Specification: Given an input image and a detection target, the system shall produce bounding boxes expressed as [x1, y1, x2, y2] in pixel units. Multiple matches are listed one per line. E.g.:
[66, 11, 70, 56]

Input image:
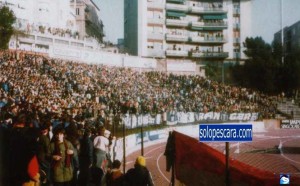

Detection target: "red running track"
[125, 129, 300, 186]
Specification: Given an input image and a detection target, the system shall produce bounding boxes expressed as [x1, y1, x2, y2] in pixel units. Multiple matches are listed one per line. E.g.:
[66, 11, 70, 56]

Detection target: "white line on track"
[280, 138, 300, 164]
[157, 152, 170, 183]
[145, 144, 165, 156]
[126, 144, 165, 165]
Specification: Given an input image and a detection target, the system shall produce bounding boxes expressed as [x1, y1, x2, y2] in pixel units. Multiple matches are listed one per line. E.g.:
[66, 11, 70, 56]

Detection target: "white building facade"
[0, 0, 104, 53]
[124, 0, 252, 73]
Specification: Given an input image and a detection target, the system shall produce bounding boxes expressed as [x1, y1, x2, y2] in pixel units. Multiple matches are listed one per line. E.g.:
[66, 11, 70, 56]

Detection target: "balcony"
[148, 32, 164, 41]
[233, 52, 241, 59]
[190, 22, 228, 31]
[191, 52, 228, 59]
[166, 3, 188, 12]
[148, 18, 164, 25]
[166, 34, 189, 42]
[233, 23, 240, 30]
[190, 37, 226, 44]
[148, 2, 164, 10]
[166, 19, 189, 27]
[147, 49, 165, 57]
[19, 35, 36, 43]
[166, 50, 188, 57]
[233, 38, 240, 44]
[233, 8, 240, 16]
[189, 6, 227, 14]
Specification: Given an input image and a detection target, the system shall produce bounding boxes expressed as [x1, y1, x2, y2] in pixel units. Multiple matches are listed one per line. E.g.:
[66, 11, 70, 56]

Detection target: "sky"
[98, 0, 300, 44]
[252, 0, 300, 44]
[97, 0, 124, 44]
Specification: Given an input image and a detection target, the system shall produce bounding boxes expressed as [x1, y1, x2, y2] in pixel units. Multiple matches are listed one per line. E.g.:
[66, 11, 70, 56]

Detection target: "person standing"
[124, 156, 154, 186]
[92, 126, 110, 186]
[37, 122, 51, 185]
[106, 159, 124, 186]
[78, 128, 93, 186]
[48, 127, 74, 186]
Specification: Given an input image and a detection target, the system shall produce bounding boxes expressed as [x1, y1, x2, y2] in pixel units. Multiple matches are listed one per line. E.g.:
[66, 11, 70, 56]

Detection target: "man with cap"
[124, 156, 154, 186]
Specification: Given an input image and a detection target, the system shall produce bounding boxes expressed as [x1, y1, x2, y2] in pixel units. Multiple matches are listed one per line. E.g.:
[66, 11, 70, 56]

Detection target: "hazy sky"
[99, 0, 300, 44]
[252, 0, 300, 44]
[98, 0, 124, 44]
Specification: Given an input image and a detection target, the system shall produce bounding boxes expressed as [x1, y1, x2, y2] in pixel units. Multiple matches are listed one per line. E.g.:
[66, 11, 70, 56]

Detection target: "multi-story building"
[124, 0, 252, 73]
[71, 0, 105, 42]
[274, 20, 300, 60]
[1, 0, 104, 52]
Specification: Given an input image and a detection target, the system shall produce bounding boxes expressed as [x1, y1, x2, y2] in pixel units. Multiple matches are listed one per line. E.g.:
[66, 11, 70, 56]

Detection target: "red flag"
[174, 131, 300, 186]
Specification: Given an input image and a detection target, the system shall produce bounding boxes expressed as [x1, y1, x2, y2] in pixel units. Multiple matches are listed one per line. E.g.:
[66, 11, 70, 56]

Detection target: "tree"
[231, 37, 280, 94]
[0, 6, 16, 49]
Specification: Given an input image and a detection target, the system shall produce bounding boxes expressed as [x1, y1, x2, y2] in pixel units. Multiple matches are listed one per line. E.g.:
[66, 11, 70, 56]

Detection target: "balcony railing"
[166, 34, 189, 42]
[189, 6, 227, 14]
[148, 18, 164, 25]
[148, 32, 164, 41]
[233, 23, 240, 30]
[166, 0, 185, 4]
[233, 38, 240, 43]
[190, 22, 228, 30]
[191, 52, 228, 58]
[166, 19, 189, 27]
[233, 52, 241, 59]
[19, 35, 36, 43]
[233, 8, 240, 15]
[190, 37, 226, 44]
[166, 3, 188, 12]
[148, 2, 164, 9]
[166, 50, 188, 57]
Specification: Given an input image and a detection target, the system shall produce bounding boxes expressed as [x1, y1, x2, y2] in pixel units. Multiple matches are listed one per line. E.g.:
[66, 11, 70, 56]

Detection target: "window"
[76, 8, 80, 15]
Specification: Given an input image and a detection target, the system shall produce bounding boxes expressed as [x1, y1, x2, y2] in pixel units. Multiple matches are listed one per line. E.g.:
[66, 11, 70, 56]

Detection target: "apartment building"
[124, 0, 252, 71]
[1, 0, 104, 52]
[274, 20, 300, 60]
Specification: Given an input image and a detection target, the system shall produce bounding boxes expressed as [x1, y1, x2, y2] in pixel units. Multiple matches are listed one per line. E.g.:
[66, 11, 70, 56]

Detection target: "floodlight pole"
[225, 142, 230, 186]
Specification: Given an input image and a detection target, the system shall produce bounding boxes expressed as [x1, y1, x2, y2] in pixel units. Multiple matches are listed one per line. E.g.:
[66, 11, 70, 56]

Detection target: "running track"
[125, 129, 300, 186]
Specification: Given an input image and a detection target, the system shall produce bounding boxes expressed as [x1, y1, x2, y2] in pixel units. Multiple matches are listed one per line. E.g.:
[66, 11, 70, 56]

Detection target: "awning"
[203, 14, 227, 20]
[166, 11, 186, 18]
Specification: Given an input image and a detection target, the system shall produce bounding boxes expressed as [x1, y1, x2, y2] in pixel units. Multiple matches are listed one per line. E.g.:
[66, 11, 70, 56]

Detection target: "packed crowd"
[0, 50, 279, 185]
[0, 50, 278, 124]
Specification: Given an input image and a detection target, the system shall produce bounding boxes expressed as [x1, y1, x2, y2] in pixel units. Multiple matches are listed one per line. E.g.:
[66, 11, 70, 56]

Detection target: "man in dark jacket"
[78, 128, 93, 186]
[124, 156, 154, 186]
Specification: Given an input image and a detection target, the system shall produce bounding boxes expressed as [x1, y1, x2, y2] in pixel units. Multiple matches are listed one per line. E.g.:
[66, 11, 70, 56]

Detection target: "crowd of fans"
[27, 24, 80, 39]
[0, 50, 279, 185]
[0, 50, 278, 124]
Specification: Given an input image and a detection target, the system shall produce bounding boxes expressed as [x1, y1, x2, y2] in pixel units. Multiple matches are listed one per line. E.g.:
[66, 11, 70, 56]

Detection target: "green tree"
[0, 6, 16, 49]
[205, 62, 221, 82]
[231, 37, 280, 94]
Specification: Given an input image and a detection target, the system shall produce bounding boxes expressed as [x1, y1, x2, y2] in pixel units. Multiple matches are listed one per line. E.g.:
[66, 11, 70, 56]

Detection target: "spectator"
[92, 126, 110, 186]
[78, 128, 93, 186]
[106, 159, 124, 186]
[37, 122, 51, 185]
[48, 127, 75, 186]
[124, 156, 154, 186]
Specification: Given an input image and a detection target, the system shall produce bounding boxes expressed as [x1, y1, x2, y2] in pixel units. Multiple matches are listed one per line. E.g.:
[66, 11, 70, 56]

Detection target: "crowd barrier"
[110, 120, 270, 166]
